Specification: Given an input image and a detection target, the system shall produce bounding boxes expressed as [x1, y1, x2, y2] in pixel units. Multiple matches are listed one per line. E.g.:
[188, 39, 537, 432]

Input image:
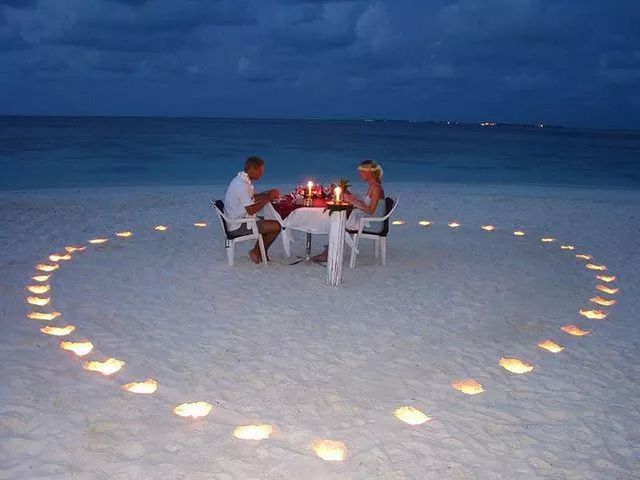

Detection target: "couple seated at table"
[223, 156, 385, 264]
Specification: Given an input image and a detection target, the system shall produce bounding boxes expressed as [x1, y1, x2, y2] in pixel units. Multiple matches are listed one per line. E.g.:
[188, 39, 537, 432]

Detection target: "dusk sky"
[1, 0, 639, 129]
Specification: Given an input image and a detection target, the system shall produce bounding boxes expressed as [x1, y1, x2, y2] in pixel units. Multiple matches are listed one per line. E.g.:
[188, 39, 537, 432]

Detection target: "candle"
[334, 186, 342, 204]
[307, 181, 313, 198]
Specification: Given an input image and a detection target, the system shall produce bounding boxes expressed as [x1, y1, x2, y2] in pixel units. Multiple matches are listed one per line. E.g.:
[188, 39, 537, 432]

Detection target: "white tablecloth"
[262, 204, 332, 257]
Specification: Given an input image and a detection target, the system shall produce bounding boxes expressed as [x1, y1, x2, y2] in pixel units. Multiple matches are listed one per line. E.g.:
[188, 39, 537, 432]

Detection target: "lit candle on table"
[334, 186, 342, 204]
[307, 181, 313, 198]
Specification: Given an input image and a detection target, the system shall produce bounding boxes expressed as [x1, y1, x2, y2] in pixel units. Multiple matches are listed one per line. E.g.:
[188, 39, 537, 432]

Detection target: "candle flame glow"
[65, 245, 86, 253]
[154, 225, 168, 231]
[194, 222, 207, 227]
[36, 264, 59, 272]
[83, 358, 125, 375]
[448, 222, 461, 228]
[115, 231, 133, 238]
[27, 296, 50, 306]
[233, 424, 274, 440]
[596, 285, 618, 295]
[27, 284, 50, 294]
[596, 275, 616, 283]
[88, 238, 108, 244]
[173, 402, 213, 418]
[575, 254, 592, 260]
[481, 225, 495, 231]
[28, 311, 61, 321]
[312, 439, 346, 461]
[451, 379, 484, 395]
[40, 325, 75, 336]
[499, 357, 534, 374]
[32, 275, 50, 282]
[590, 296, 616, 307]
[122, 378, 158, 394]
[561, 325, 591, 336]
[560, 245, 574, 250]
[392, 220, 406, 225]
[49, 253, 72, 262]
[513, 230, 525, 236]
[419, 220, 432, 226]
[541, 238, 555, 243]
[579, 309, 607, 320]
[538, 340, 564, 353]
[394, 406, 432, 425]
[60, 341, 94, 356]
[586, 263, 606, 271]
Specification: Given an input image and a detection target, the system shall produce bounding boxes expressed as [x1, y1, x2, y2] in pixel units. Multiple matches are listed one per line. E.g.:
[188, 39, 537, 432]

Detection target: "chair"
[211, 200, 267, 267]
[348, 197, 399, 268]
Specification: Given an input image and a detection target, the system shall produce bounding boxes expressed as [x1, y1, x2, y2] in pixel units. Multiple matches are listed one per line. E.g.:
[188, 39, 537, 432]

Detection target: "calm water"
[1, 116, 639, 191]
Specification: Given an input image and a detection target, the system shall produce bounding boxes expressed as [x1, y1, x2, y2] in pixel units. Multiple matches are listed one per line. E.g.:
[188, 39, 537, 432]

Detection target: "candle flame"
[419, 220, 432, 226]
[233, 424, 274, 440]
[83, 358, 125, 375]
[590, 296, 616, 307]
[312, 439, 346, 461]
[560, 245, 574, 250]
[596, 275, 615, 283]
[27, 284, 50, 294]
[452, 379, 484, 395]
[513, 230, 525, 236]
[40, 325, 75, 336]
[32, 275, 50, 282]
[392, 220, 406, 225]
[538, 340, 564, 353]
[88, 238, 108, 245]
[586, 263, 606, 271]
[596, 285, 618, 295]
[173, 402, 212, 418]
[60, 341, 94, 356]
[481, 225, 495, 231]
[194, 222, 208, 227]
[448, 222, 461, 228]
[36, 264, 59, 272]
[49, 253, 72, 262]
[499, 357, 534, 374]
[65, 245, 86, 253]
[122, 378, 158, 394]
[154, 225, 168, 231]
[27, 296, 50, 306]
[541, 237, 555, 243]
[575, 254, 592, 260]
[115, 231, 133, 238]
[394, 406, 432, 425]
[579, 309, 607, 320]
[561, 325, 591, 336]
[28, 311, 61, 321]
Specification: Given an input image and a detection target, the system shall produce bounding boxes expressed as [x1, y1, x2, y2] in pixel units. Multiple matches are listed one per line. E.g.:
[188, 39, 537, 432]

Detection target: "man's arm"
[245, 189, 280, 216]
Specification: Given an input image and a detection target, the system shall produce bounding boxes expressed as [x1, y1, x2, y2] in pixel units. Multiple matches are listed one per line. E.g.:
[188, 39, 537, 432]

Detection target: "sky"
[0, 0, 639, 129]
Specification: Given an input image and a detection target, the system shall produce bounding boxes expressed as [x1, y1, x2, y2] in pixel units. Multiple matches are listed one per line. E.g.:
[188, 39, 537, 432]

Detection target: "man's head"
[244, 156, 265, 181]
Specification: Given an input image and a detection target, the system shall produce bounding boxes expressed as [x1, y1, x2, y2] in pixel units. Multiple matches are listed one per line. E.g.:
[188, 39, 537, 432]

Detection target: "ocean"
[1, 116, 639, 191]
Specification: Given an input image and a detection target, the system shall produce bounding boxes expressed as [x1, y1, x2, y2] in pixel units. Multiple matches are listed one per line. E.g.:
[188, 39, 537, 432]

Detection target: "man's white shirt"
[224, 171, 255, 230]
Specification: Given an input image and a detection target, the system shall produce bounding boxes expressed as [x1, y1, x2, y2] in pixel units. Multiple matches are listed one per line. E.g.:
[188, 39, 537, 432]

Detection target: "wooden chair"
[347, 197, 399, 268]
[211, 200, 267, 267]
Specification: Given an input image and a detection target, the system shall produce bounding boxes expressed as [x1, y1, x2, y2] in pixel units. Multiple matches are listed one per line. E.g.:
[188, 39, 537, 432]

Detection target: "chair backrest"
[211, 199, 232, 239]
[379, 197, 397, 237]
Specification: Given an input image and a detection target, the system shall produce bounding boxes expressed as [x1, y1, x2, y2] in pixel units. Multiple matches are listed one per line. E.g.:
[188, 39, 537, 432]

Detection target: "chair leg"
[227, 241, 235, 266]
[380, 237, 387, 266]
[258, 236, 268, 268]
[374, 239, 380, 258]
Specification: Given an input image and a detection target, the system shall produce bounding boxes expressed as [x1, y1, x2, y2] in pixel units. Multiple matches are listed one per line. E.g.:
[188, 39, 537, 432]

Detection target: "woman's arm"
[356, 185, 383, 215]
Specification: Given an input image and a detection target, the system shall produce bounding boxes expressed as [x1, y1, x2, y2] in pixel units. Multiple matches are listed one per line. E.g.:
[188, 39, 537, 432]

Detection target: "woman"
[312, 160, 386, 262]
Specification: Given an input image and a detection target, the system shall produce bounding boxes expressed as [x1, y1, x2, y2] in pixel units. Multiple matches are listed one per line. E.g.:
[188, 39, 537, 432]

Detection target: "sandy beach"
[1, 182, 639, 480]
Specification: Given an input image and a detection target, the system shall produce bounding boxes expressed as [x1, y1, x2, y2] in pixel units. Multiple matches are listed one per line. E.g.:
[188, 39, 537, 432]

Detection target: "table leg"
[327, 210, 347, 285]
[289, 232, 316, 265]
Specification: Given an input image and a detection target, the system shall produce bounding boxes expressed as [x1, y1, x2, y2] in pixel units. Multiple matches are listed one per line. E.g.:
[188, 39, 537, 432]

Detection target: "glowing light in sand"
[575, 254, 592, 261]
[27, 284, 50, 294]
[513, 231, 525, 236]
[115, 231, 133, 238]
[60, 341, 94, 356]
[28, 311, 61, 321]
[419, 220, 432, 226]
[154, 225, 168, 231]
[538, 340, 564, 353]
[579, 309, 607, 320]
[394, 406, 432, 425]
[586, 263, 606, 271]
[597, 275, 616, 283]
[83, 358, 125, 375]
[481, 225, 495, 231]
[448, 222, 461, 228]
[36, 263, 59, 272]
[560, 245, 574, 250]
[392, 220, 406, 225]
[40, 325, 75, 336]
[27, 296, 50, 306]
[194, 222, 208, 228]
[233, 424, 274, 440]
[452, 379, 484, 395]
[596, 285, 618, 295]
[173, 402, 212, 418]
[312, 439, 346, 461]
[590, 296, 616, 307]
[32, 275, 50, 282]
[89, 238, 108, 245]
[499, 357, 534, 374]
[541, 238, 555, 243]
[65, 245, 86, 253]
[122, 379, 158, 394]
[49, 253, 71, 262]
[562, 325, 591, 336]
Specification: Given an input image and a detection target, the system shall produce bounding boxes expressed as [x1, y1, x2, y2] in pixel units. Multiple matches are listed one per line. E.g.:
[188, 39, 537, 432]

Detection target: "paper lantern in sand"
[596, 285, 618, 295]
[590, 296, 616, 307]
[173, 402, 212, 418]
[499, 357, 534, 374]
[60, 341, 94, 356]
[40, 325, 75, 336]
[28, 311, 61, 321]
[27, 284, 50, 294]
[194, 222, 207, 228]
[586, 263, 606, 271]
[115, 231, 133, 238]
[32, 275, 50, 282]
[49, 253, 72, 262]
[541, 237, 555, 243]
[560, 245, 574, 250]
[392, 220, 406, 225]
[538, 340, 564, 353]
[562, 325, 591, 336]
[419, 220, 432, 226]
[122, 378, 158, 394]
[88, 238, 108, 245]
[452, 379, 484, 395]
[154, 225, 168, 231]
[394, 406, 432, 425]
[596, 275, 616, 283]
[36, 263, 59, 272]
[579, 309, 607, 320]
[312, 439, 347, 461]
[513, 231, 525, 236]
[83, 358, 125, 375]
[233, 424, 274, 440]
[27, 296, 50, 306]
[448, 222, 461, 228]
[575, 254, 592, 260]
[481, 225, 495, 231]
[65, 245, 86, 253]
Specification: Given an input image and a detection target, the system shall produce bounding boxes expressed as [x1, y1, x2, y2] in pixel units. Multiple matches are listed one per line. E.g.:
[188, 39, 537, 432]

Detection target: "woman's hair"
[358, 159, 383, 182]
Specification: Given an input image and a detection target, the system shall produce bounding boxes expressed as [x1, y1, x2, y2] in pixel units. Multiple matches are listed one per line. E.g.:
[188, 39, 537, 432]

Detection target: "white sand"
[1, 183, 639, 480]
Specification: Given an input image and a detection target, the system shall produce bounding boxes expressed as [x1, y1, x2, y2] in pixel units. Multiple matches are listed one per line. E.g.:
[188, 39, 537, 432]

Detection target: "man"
[224, 156, 281, 263]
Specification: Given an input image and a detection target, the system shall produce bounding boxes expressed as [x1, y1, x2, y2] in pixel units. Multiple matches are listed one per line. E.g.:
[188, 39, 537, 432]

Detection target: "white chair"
[348, 197, 399, 268]
[211, 200, 267, 267]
